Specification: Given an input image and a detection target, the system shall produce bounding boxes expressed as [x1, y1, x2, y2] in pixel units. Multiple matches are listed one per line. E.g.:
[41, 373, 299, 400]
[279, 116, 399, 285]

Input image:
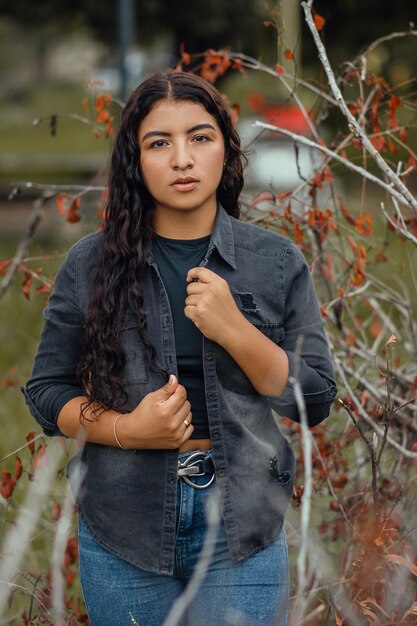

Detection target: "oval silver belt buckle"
[177, 451, 215, 490]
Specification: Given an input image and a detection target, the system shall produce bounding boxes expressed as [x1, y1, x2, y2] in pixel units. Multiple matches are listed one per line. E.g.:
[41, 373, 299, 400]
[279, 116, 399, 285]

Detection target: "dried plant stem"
[302, 1, 417, 213]
[0, 442, 64, 617]
[253, 121, 414, 209]
[0, 197, 44, 299]
[339, 399, 380, 517]
[335, 359, 417, 460]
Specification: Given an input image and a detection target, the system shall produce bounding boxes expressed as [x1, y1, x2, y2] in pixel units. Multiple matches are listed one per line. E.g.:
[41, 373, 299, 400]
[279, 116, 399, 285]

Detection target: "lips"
[171, 177, 199, 192]
[171, 177, 198, 185]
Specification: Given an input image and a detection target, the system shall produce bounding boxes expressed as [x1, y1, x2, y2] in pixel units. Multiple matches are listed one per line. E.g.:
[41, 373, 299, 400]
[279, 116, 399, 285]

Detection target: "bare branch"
[301, 2, 417, 213]
[354, 30, 417, 64]
[335, 358, 417, 459]
[253, 121, 412, 208]
[0, 196, 45, 299]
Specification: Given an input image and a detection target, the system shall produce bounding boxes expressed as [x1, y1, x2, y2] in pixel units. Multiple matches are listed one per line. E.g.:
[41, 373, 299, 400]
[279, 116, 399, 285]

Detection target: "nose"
[171, 141, 193, 170]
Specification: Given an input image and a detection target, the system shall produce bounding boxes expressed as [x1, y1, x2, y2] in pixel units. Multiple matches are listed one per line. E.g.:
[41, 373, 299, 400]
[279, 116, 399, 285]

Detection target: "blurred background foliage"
[1, 1, 417, 623]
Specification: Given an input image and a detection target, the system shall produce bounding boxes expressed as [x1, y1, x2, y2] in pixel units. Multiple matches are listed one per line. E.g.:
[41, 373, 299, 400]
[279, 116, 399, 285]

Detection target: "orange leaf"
[355, 214, 373, 236]
[56, 193, 68, 216]
[284, 48, 294, 61]
[22, 271, 32, 300]
[92, 127, 101, 138]
[181, 50, 191, 64]
[345, 234, 358, 254]
[96, 109, 110, 123]
[67, 197, 81, 224]
[294, 223, 304, 244]
[313, 12, 326, 31]
[1, 470, 16, 499]
[81, 97, 90, 114]
[95, 94, 104, 111]
[15, 456, 23, 480]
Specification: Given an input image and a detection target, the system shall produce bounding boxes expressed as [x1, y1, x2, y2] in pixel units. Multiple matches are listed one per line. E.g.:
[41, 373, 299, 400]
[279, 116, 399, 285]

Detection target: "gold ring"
[184, 419, 190, 427]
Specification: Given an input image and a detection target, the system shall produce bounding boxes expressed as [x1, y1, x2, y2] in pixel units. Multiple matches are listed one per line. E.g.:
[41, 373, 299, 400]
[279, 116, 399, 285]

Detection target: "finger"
[153, 374, 178, 402]
[184, 295, 199, 306]
[174, 404, 192, 426]
[186, 282, 205, 295]
[180, 423, 194, 445]
[158, 385, 188, 410]
[186, 267, 217, 284]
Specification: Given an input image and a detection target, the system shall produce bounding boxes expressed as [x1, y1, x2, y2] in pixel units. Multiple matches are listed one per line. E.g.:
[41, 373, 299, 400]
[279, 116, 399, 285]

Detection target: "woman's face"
[138, 99, 225, 218]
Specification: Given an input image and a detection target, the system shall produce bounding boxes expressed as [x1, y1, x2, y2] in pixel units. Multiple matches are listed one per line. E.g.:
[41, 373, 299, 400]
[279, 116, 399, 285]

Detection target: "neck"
[153, 203, 217, 240]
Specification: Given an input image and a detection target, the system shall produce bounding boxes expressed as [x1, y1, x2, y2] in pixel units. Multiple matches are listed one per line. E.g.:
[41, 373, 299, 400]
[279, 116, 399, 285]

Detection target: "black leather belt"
[177, 451, 215, 489]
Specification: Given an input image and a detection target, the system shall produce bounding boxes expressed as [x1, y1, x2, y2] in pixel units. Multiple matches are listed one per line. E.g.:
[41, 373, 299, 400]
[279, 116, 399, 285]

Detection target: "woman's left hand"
[185, 267, 243, 345]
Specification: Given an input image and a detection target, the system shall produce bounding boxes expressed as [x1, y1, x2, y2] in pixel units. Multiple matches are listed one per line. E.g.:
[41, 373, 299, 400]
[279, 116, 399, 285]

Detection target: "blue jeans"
[78, 449, 290, 626]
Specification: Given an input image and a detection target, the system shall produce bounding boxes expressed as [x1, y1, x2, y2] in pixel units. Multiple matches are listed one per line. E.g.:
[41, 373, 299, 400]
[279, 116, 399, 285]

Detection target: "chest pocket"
[215, 323, 285, 395]
[119, 320, 149, 385]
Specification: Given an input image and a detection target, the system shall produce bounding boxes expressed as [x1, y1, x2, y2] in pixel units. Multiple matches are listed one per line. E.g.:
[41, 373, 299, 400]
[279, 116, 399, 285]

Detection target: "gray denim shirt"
[22, 204, 337, 575]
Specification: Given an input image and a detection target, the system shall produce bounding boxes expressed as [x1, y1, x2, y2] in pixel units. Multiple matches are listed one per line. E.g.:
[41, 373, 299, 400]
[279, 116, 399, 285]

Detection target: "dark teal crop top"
[152, 232, 211, 439]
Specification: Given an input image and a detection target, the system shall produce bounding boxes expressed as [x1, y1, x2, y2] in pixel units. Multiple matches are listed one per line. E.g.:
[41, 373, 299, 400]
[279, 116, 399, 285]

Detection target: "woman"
[23, 70, 337, 626]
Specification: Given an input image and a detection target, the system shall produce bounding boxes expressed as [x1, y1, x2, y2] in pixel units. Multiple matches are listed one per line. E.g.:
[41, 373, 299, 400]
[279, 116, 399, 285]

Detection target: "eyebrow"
[141, 123, 217, 143]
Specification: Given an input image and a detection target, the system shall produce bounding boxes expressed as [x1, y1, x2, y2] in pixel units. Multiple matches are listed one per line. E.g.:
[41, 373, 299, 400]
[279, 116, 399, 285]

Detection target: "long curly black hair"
[78, 70, 246, 420]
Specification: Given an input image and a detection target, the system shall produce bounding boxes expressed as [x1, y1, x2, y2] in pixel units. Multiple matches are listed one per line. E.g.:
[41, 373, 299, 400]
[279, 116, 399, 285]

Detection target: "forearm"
[57, 396, 125, 447]
[220, 315, 289, 397]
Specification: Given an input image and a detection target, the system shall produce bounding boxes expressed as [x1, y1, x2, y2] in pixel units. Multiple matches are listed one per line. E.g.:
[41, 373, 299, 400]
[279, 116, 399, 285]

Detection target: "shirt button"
[211, 430, 219, 438]
[223, 507, 231, 516]
[206, 391, 216, 401]
[205, 352, 214, 360]
[218, 469, 225, 477]
[168, 472, 176, 484]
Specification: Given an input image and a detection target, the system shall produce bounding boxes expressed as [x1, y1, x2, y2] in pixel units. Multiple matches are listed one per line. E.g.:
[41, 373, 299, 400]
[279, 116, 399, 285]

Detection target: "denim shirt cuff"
[21, 385, 85, 438]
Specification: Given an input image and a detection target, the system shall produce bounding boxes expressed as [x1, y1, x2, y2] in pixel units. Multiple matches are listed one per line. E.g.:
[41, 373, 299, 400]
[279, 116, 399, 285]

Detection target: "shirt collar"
[208, 203, 237, 270]
[146, 203, 237, 270]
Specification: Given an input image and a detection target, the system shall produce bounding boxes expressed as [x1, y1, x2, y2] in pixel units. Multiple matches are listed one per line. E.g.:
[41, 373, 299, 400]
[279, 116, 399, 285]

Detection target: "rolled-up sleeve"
[265, 241, 337, 426]
[21, 243, 86, 437]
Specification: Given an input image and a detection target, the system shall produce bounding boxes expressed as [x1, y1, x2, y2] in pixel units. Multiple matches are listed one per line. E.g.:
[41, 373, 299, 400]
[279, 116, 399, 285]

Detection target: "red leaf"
[15, 457, 23, 480]
[248, 191, 275, 208]
[64, 537, 79, 568]
[275, 64, 284, 76]
[294, 223, 304, 244]
[67, 197, 81, 224]
[26, 432, 36, 454]
[313, 12, 326, 31]
[388, 95, 401, 129]
[284, 48, 294, 61]
[0, 259, 12, 276]
[81, 97, 90, 114]
[1, 470, 16, 499]
[96, 109, 110, 123]
[277, 191, 292, 202]
[56, 193, 68, 216]
[21, 271, 32, 300]
[33, 441, 48, 469]
[52, 499, 61, 521]
[180, 42, 191, 65]
[355, 214, 373, 236]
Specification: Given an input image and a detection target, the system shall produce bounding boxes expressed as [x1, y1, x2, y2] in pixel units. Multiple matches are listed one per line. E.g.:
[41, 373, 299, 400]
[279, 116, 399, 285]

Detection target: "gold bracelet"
[113, 413, 127, 450]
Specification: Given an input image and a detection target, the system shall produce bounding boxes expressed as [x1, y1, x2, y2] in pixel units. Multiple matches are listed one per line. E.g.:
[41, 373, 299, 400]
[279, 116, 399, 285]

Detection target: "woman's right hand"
[118, 375, 194, 449]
